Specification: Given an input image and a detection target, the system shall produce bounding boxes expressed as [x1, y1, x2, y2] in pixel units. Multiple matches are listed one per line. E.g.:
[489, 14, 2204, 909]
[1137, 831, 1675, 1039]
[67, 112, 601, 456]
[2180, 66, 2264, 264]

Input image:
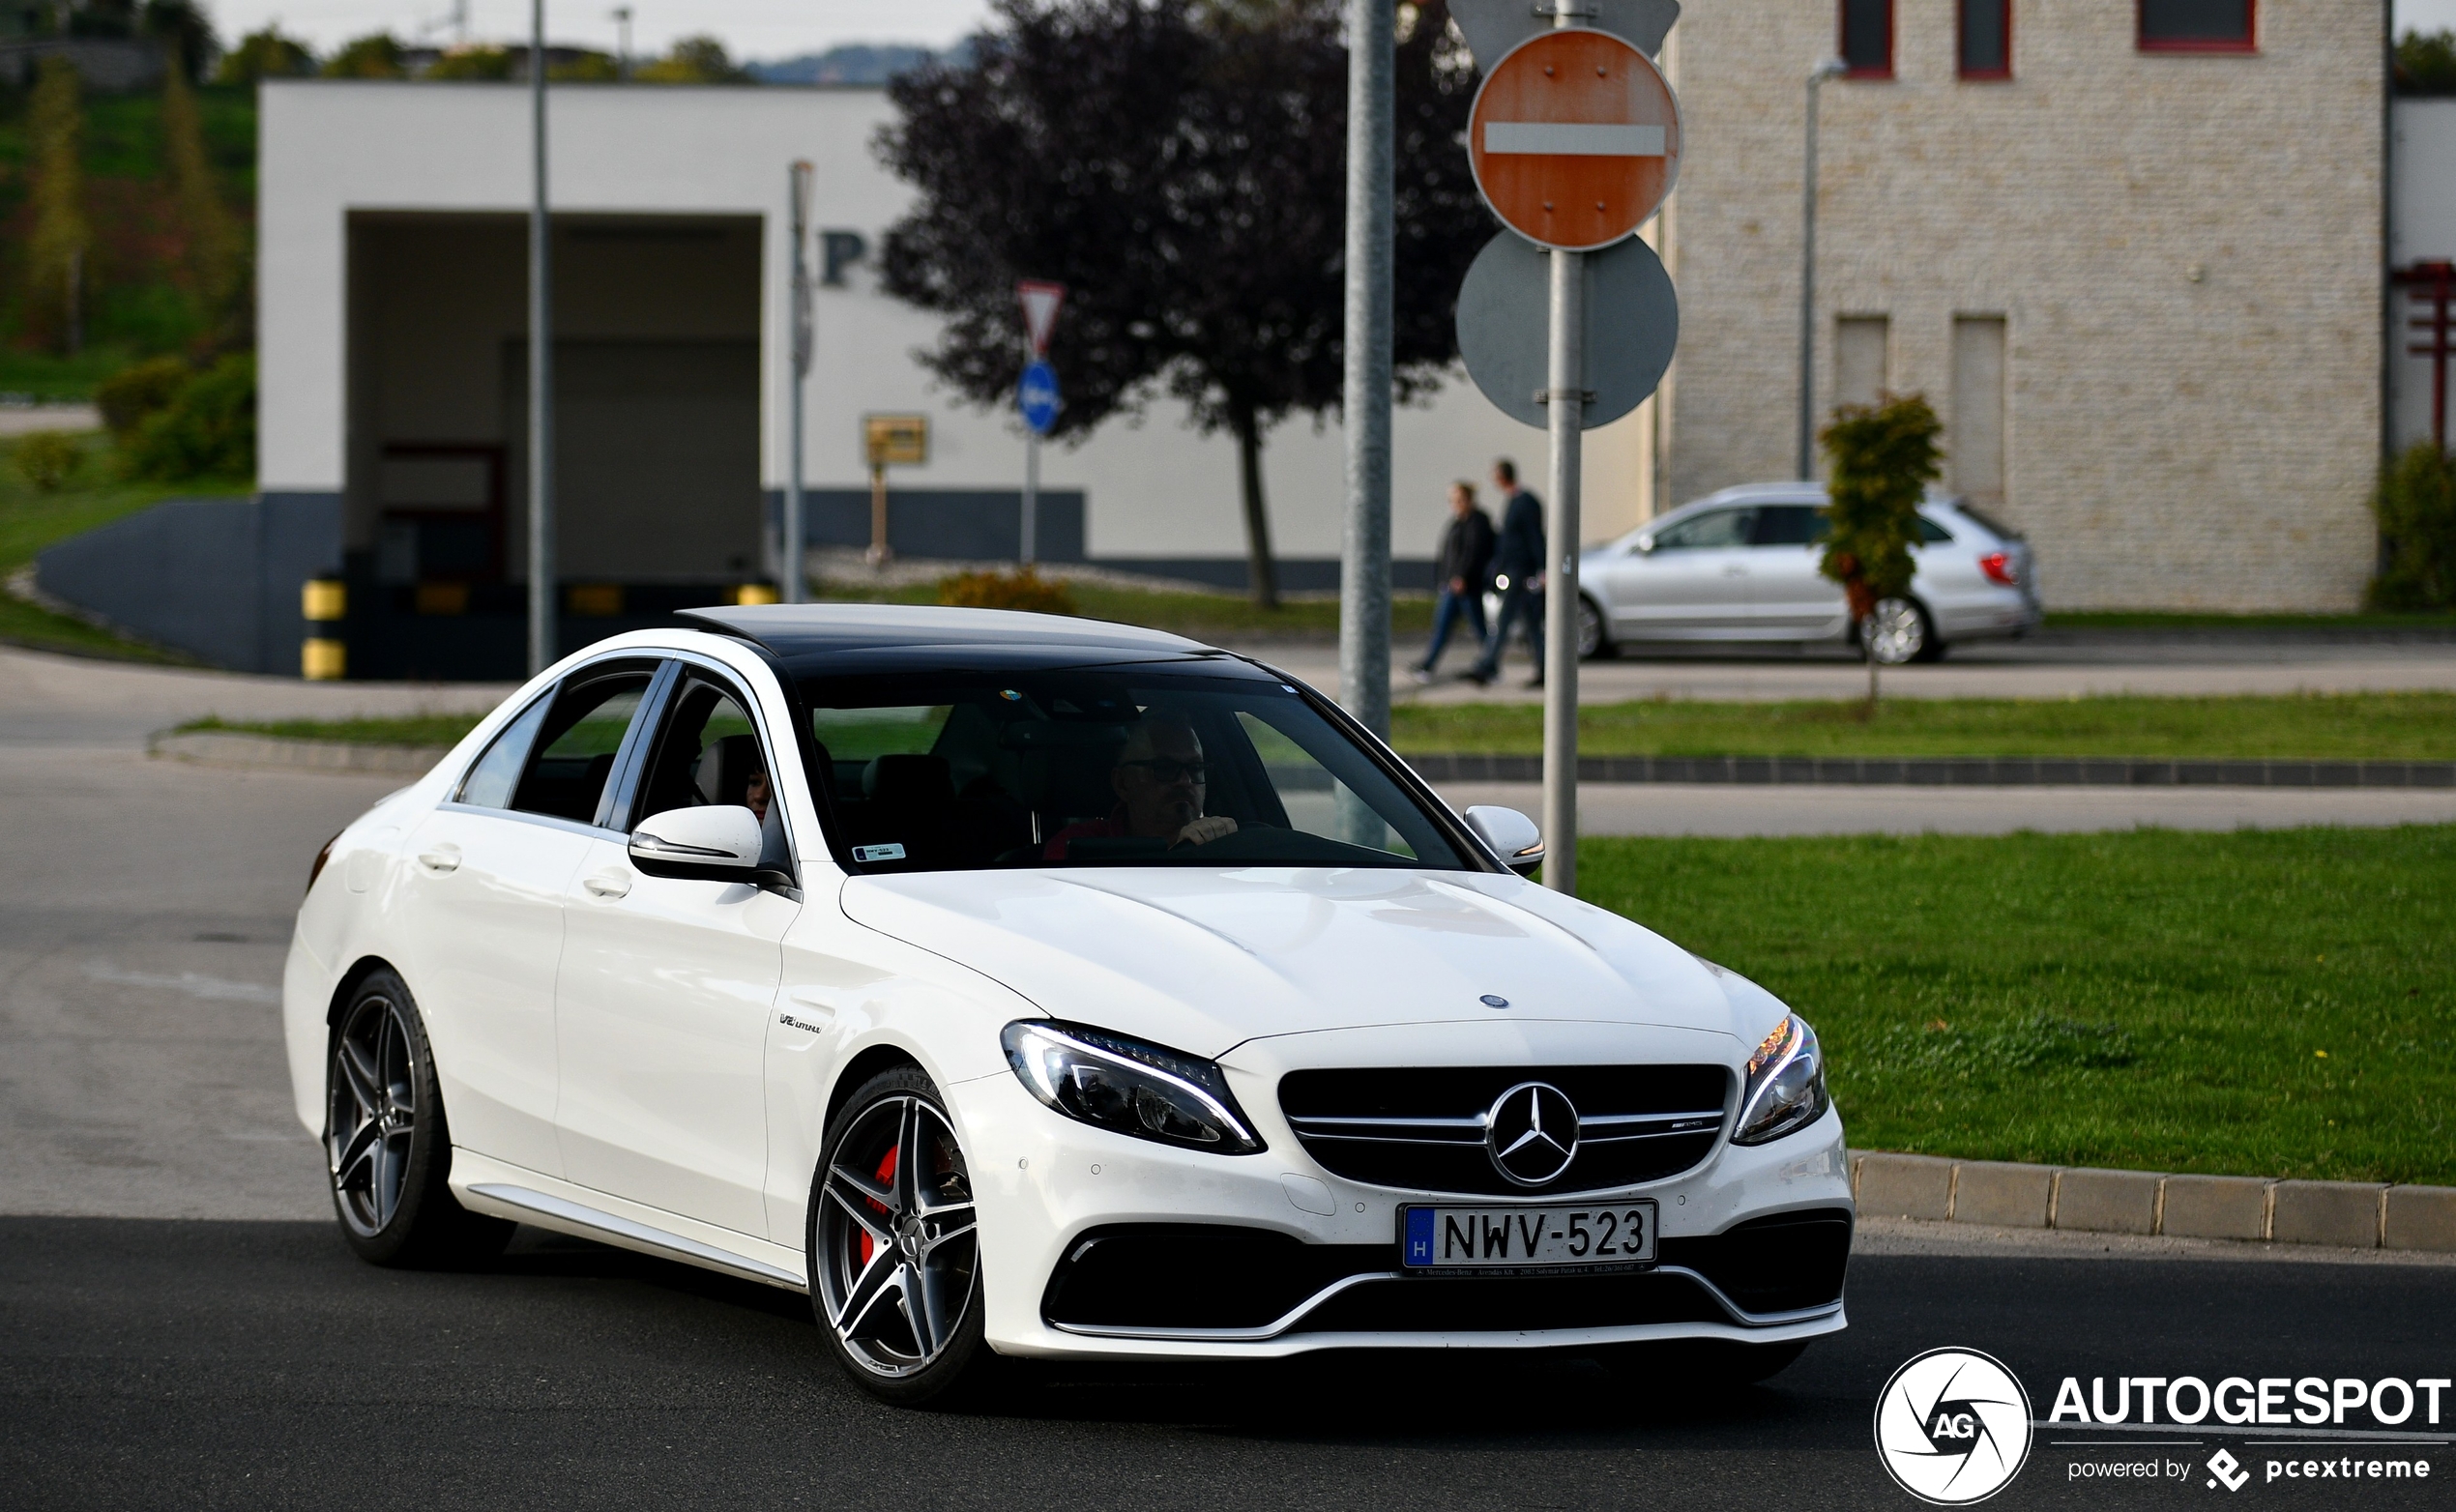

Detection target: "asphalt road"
[3, 1217, 2450, 1511]
[3, 644, 2451, 1510]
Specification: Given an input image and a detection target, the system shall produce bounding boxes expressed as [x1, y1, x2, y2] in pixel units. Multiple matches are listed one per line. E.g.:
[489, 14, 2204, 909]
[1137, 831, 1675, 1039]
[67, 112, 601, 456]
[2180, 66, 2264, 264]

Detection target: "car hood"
[836, 866, 1765, 1060]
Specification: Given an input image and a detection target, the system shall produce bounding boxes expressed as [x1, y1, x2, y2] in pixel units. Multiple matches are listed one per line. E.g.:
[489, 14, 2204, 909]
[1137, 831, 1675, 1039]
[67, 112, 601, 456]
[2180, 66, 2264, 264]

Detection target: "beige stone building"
[1653, 0, 2387, 610]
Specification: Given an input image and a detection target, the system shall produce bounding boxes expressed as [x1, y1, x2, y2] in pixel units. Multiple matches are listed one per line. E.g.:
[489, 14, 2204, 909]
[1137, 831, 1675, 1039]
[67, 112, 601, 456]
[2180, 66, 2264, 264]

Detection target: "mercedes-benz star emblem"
[1484, 1082, 1580, 1186]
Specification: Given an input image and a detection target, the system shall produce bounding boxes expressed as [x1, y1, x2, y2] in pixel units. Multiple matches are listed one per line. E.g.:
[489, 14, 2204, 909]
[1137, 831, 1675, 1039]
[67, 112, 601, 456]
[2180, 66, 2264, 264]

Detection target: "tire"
[1576, 596, 1614, 660]
[1596, 1338, 1810, 1391]
[806, 1065, 995, 1407]
[325, 969, 514, 1268]
[1862, 596, 1935, 666]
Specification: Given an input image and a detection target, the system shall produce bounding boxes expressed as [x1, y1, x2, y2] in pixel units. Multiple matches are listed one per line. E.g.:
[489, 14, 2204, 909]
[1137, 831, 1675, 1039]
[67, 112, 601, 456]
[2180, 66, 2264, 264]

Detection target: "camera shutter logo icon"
[1873, 1348, 2034, 1505]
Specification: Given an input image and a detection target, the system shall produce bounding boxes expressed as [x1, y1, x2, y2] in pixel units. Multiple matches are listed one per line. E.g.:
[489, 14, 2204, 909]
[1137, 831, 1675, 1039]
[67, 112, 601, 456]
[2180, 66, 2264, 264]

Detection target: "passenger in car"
[1042, 708, 1239, 858]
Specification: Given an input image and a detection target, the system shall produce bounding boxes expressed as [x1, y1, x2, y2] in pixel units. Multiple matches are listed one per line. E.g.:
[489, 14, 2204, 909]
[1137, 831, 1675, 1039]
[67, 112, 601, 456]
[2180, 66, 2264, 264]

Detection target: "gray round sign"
[1454, 229, 1678, 431]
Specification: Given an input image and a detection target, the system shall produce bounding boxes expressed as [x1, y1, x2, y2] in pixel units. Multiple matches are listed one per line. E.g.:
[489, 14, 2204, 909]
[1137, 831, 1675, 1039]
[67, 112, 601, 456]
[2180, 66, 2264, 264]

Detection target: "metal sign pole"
[1339, 0, 1395, 743]
[1538, 0, 1586, 897]
[785, 160, 812, 603]
[526, 0, 554, 674]
[1541, 244, 1584, 895]
[1021, 432, 1039, 566]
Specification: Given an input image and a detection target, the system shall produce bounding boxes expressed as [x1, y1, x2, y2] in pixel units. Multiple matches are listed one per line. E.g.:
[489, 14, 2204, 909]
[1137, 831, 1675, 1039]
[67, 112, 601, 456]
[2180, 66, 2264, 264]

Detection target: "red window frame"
[2137, 0, 2257, 54]
[1839, 0, 1894, 80]
[1957, 0, 2013, 80]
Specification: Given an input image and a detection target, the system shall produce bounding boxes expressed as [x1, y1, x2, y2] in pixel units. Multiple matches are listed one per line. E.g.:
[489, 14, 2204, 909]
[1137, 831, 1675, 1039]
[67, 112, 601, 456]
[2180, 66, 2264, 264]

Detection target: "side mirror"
[1464, 805, 1545, 878]
[629, 805, 781, 885]
[1631, 534, 1655, 555]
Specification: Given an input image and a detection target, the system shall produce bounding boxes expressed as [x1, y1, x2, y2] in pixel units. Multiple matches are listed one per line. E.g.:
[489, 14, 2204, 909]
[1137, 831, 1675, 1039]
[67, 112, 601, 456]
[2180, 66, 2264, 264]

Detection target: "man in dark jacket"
[1470, 458, 1544, 687]
[1413, 480, 1494, 682]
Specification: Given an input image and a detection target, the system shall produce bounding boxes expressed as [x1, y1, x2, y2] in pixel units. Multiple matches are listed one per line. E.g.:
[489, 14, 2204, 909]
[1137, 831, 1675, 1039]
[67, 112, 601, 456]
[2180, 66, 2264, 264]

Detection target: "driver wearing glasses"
[1042, 707, 1240, 859]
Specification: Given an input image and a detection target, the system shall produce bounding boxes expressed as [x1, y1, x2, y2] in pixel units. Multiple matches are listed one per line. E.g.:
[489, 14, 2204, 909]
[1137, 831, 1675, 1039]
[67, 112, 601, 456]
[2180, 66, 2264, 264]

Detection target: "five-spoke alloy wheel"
[325, 969, 512, 1266]
[329, 988, 419, 1237]
[810, 1067, 990, 1404]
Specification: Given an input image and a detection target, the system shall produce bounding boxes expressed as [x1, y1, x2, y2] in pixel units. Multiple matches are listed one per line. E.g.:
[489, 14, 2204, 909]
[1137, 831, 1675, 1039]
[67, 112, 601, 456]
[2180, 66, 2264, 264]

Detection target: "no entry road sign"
[1469, 27, 1681, 252]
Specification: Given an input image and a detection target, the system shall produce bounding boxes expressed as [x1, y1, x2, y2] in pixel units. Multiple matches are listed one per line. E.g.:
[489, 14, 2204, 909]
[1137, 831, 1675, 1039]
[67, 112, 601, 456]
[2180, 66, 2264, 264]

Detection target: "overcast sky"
[206, 0, 2456, 63]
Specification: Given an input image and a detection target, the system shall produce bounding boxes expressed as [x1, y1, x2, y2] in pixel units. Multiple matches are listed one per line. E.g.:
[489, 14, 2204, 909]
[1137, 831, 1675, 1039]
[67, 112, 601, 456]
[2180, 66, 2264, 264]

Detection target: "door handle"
[1721, 565, 1748, 576]
[582, 871, 631, 899]
[417, 846, 461, 873]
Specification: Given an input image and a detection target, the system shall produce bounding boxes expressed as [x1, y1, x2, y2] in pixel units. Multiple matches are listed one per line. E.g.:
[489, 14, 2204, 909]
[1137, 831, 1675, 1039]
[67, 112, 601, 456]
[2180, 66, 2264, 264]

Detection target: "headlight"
[1733, 1013, 1829, 1146]
[1001, 1020, 1267, 1155]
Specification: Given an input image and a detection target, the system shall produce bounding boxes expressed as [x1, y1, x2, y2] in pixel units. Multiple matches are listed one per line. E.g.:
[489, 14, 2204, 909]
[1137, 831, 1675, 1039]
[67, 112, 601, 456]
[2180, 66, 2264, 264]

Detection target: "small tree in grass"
[1820, 393, 1944, 704]
[2367, 442, 2456, 610]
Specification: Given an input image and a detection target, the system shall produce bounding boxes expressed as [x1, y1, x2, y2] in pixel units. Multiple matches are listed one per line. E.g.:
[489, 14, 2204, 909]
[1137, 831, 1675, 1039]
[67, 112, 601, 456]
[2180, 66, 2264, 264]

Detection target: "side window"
[510, 670, 654, 826]
[632, 677, 780, 830]
[1916, 516, 1955, 544]
[1654, 508, 1756, 550]
[1751, 506, 1829, 547]
[456, 695, 551, 809]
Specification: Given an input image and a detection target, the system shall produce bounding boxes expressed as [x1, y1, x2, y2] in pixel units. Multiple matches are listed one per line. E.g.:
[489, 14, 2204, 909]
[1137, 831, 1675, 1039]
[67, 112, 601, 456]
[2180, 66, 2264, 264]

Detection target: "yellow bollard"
[302, 638, 346, 681]
[301, 578, 346, 622]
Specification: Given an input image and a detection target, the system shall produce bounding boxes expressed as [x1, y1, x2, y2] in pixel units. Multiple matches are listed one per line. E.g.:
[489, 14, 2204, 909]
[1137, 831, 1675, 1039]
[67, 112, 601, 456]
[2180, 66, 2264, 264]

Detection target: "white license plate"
[1401, 1201, 1657, 1272]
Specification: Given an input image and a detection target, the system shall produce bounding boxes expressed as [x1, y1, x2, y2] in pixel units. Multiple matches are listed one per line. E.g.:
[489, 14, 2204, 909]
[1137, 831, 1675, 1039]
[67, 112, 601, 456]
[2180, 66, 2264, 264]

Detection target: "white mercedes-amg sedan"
[284, 605, 1852, 1405]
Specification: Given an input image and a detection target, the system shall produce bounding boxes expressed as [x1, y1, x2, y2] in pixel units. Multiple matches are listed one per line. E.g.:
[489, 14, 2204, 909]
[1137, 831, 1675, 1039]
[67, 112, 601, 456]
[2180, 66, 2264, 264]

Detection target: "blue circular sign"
[1018, 360, 1061, 435]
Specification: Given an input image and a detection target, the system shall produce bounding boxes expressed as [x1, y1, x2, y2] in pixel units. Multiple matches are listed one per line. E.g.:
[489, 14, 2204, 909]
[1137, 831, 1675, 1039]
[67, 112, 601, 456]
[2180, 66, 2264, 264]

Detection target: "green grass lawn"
[1389, 692, 2456, 761]
[0, 432, 241, 661]
[174, 713, 483, 747]
[1579, 827, 2456, 1184]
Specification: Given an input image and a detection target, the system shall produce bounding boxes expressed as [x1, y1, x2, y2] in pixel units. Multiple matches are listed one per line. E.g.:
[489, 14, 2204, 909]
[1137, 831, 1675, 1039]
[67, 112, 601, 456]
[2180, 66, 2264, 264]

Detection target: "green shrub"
[119, 353, 254, 482]
[95, 355, 192, 437]
[2368, 443, 2456, 610]
[936, 566, 1077, 615]
[12, 430, 86, 492]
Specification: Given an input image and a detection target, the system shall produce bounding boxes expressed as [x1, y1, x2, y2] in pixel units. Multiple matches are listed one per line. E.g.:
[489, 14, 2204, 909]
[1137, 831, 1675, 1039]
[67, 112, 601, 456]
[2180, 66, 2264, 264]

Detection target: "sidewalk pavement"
[1431, 779, 2456, 836]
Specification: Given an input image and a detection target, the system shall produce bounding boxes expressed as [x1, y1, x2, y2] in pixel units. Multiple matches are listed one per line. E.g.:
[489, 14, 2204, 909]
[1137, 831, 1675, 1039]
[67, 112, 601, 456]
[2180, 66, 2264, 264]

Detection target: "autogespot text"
[2048, 1374, 2452, 1426]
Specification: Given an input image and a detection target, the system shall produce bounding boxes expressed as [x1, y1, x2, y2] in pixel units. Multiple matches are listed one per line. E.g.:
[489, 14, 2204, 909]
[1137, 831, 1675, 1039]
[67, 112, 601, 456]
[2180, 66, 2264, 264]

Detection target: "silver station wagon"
[1575, 484, 2042, 664]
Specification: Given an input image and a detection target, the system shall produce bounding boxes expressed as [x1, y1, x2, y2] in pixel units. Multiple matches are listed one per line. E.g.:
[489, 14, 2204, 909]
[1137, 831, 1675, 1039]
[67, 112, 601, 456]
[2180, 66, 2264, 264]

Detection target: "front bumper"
[947, 1025, 1853, 1361]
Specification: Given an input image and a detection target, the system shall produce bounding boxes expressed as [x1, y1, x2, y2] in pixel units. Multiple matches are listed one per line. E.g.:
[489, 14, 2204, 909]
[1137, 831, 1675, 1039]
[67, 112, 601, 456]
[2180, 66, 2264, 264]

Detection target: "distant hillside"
[747, 43, 967, 85]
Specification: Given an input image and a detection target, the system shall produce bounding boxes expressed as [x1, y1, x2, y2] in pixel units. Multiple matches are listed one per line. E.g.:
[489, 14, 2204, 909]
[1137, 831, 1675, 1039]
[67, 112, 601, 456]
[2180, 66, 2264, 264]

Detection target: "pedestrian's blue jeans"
[1474, 584, 1544, 678]
[1418, 587, 1489, 672]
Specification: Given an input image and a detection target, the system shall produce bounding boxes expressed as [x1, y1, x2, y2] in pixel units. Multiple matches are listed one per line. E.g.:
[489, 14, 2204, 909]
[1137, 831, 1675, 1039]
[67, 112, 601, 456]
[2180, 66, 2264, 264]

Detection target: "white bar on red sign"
[1483, 122, 1667, 157]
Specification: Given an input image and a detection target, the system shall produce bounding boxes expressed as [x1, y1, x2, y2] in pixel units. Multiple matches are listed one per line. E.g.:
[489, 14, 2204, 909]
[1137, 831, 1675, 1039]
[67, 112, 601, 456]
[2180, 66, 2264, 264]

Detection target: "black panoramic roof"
[676, 603, 1247, 679]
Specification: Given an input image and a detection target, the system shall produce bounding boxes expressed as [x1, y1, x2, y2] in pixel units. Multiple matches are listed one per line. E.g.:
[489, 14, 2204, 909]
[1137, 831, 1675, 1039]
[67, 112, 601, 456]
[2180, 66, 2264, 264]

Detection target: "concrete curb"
[1403, 752, 2456, 788]
[148, 730, 445, 777]
[1849, 1150, 2456, 1253]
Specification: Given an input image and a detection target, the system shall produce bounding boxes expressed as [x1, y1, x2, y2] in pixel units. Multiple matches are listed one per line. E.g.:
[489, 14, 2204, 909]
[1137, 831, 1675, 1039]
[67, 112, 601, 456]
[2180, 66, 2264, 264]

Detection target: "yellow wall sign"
[863, 414, 929, 467]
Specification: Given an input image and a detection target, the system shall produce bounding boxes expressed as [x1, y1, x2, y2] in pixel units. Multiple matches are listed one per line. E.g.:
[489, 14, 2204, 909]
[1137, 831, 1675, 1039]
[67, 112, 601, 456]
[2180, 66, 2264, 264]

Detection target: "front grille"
[1278, 1064, 1730, 1197]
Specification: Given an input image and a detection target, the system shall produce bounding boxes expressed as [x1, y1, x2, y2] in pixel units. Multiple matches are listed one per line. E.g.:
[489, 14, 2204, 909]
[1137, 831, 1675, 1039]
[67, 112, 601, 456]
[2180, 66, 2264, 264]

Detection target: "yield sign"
[1015, 279, 1066, 357]
[1469, 28, 1681, 252]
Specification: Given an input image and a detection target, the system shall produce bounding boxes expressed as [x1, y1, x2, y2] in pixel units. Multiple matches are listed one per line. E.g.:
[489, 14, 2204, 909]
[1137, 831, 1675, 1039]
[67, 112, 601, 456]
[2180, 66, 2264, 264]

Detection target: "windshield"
[795, 666, 1475, 874]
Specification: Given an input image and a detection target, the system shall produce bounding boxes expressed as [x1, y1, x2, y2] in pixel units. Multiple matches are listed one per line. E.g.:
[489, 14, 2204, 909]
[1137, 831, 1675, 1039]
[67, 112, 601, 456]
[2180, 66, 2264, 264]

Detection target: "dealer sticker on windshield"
[1401, 1201, 1657, 1273]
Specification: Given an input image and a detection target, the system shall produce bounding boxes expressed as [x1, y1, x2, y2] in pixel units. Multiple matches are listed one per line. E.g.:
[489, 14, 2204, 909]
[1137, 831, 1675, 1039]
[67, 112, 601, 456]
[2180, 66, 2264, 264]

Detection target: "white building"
[253, 79, 1658, 675]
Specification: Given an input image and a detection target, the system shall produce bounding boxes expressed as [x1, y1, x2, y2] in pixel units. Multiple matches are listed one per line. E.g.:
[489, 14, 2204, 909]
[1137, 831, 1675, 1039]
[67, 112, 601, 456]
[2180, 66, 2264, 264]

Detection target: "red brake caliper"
[859, 1143, 899, 1266]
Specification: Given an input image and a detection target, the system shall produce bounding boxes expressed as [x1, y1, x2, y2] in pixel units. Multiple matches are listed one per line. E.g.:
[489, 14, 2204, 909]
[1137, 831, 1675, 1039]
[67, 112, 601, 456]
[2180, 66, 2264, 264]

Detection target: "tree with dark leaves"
[878, 0, 1484, 606]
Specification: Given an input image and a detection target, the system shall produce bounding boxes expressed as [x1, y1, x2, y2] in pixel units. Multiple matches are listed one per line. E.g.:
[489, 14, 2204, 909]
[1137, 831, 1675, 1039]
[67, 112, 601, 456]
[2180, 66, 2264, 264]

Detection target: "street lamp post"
[1797, 57, 1846, 481]
[527, 0, 555, 674]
